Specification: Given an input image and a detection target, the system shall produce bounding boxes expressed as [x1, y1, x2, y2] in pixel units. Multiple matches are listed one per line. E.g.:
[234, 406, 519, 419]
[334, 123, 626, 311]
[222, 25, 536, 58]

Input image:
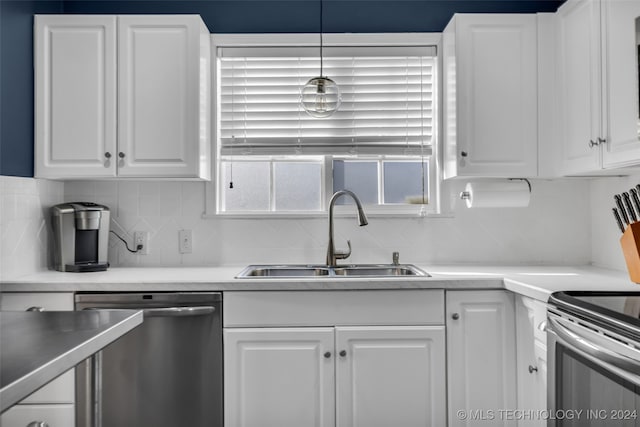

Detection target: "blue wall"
[1, 0, 564, 177]
[1, 1, 63, 177]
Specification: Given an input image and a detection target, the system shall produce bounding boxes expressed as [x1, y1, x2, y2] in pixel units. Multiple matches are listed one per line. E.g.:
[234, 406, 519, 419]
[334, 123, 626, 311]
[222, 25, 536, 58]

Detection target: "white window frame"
[204, 33, 442, 218]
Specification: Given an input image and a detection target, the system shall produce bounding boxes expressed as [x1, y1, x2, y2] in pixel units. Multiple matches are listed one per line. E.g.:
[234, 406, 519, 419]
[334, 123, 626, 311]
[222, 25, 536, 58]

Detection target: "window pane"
[222, 162, 270, 211]
[333, 160, 378, 205]
[274, 162, 322, 211]
[383, 161, 428, 204]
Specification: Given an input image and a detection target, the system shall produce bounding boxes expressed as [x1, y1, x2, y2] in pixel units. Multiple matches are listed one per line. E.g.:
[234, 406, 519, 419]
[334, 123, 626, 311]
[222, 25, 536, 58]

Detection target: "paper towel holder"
[459, 178, 532, 200]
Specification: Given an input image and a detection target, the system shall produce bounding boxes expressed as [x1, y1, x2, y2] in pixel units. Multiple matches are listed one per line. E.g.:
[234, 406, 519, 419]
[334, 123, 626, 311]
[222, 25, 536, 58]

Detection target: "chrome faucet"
[326, 190, 368, 267]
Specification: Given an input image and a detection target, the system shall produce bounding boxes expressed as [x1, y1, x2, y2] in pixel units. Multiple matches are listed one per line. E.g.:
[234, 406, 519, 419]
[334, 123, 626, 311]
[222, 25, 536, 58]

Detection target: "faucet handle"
[335, 240, 352, 260]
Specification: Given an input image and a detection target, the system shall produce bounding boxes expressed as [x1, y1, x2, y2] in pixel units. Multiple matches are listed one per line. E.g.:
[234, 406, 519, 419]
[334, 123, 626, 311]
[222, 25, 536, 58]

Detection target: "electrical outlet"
[179, 229, 192, 254]
[134, 231, 149, 255]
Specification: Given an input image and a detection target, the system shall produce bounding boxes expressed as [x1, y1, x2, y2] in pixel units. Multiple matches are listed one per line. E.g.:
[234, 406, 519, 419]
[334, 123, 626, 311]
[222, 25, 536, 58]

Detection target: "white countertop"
[2, 265, 639, 302]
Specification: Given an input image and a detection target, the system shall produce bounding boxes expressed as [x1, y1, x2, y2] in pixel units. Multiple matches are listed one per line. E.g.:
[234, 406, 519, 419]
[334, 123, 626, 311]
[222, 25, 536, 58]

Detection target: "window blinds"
[218, 46, 436, 156]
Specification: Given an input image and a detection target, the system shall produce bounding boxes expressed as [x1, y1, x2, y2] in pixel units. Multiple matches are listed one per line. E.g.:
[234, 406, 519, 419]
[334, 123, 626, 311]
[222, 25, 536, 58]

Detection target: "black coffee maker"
[51, 202, 110, 272]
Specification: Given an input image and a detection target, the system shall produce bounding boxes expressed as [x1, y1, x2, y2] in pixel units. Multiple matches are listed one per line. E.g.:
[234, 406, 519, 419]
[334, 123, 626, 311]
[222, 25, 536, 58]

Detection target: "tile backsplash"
[0, 176, 63, 279]
[60, 178, 592, 268]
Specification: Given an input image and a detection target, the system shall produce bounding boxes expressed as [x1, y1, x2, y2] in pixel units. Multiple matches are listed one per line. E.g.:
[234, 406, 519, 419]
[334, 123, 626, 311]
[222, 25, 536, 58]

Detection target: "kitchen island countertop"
[0, 309, 143, 413]
[1, 265, 638, 302]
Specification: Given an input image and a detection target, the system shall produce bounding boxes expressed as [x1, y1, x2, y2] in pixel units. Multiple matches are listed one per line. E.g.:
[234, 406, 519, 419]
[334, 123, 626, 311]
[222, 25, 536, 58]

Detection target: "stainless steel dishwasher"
[75, 292, 223, 427]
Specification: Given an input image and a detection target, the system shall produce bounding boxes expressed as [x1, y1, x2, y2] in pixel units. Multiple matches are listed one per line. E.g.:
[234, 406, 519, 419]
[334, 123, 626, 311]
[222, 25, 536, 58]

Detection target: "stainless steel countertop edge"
[0, 310, 143, 413]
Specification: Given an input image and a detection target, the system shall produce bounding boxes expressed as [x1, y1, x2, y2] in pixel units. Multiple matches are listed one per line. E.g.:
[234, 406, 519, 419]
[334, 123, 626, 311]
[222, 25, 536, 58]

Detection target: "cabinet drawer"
[224, 290, 445, 327]
[0, 404, 74, 427]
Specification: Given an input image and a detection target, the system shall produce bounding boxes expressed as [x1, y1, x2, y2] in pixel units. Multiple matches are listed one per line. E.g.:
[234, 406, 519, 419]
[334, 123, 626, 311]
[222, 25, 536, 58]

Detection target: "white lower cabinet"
[446, 290, 518, 427]
[0, 293, 75, 427]
[515, 295, 548, 427]
[224, 325, 447, 427]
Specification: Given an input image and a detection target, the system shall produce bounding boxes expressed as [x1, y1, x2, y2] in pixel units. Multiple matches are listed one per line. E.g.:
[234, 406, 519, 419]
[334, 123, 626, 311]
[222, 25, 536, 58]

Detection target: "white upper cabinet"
[35, 15, 211, 180]
[35, 15, 117, 178]
[443, 14, 538, 179]
[558, 0, 640, 175]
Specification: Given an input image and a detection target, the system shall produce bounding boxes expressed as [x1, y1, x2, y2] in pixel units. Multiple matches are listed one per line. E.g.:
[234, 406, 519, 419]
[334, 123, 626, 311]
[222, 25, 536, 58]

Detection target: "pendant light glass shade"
[301, 77, 341, 118]
[300, 0, 340, 118]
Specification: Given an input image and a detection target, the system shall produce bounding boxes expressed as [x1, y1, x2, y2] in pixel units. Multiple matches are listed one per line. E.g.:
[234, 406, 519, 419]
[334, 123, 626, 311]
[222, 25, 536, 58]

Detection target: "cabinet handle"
[451, 313, 460, 320]
[118, 152, 125, 158]
[27, 422, 49, 427]
[460, 151, 468, 158]
[324, 351, 331, 359]
[339, 350, 347, 357]
[104, 152, 112, 159]
[528, 365, 538, 374]
[26, 306, 44, 312]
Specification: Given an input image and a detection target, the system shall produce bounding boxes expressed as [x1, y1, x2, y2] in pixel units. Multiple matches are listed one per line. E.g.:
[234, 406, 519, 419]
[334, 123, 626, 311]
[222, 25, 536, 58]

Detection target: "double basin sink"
[236, 264, 429, 278]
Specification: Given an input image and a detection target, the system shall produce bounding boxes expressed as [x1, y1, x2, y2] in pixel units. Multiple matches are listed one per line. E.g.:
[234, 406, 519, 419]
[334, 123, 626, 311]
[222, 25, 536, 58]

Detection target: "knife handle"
[613, 208, 625, 233]
[630, 188, 640, 220]
[623, 192, 638, 223]
[616, 194, 630, 225]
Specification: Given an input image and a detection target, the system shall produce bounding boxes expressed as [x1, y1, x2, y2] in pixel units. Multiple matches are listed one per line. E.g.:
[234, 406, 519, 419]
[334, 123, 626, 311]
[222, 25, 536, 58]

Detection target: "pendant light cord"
[319, 0, 324, 77]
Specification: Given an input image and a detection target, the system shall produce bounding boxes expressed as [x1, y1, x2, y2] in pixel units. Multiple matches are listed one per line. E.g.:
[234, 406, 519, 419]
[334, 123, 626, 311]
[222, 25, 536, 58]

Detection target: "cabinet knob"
[528, 365, 538, 374]
[589, 139, 599, 148]
[460, 151, 468, 158]
[26, 306, 44, 312]
[339, 350, 347, 357]
[451, 313, 460, 320]
[104, 152, 112, 159]
[324, 352, 331, 359]
[27, 422, 49, 427]
[118, 152, 126, 158]
[597, 137, 607, 145]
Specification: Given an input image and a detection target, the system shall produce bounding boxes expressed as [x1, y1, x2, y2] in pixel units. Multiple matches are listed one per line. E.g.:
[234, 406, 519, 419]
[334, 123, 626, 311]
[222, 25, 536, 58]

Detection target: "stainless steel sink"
[332, 265, 427, 277]
[235, 264, 429, 278]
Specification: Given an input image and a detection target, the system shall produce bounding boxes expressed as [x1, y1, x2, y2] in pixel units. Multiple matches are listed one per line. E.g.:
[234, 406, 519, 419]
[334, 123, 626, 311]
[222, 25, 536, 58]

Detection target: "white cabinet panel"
[443, 14, 538, 178]
[446, 290, 517, 427]
[335, 326, 446, 427]
[0, 404, 74, 427]
[0, 293, 75, 405]
[602, 0, 640, 167]
[117, 16, 209, 178]
[224, 328, 335, 427]
[35, 15, 117, 178]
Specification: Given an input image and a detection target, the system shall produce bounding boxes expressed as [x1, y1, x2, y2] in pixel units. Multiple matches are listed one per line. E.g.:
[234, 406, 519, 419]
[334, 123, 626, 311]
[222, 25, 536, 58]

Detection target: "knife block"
[621, 222, 640, 284]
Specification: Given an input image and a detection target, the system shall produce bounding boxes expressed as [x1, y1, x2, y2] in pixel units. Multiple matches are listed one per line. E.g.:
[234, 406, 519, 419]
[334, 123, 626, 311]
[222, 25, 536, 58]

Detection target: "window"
[208, 34, 440, 216]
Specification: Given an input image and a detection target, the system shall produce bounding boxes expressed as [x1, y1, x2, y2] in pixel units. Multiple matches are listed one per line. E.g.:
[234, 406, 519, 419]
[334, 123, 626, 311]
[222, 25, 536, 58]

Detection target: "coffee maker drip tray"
[65, 262, 110, 273]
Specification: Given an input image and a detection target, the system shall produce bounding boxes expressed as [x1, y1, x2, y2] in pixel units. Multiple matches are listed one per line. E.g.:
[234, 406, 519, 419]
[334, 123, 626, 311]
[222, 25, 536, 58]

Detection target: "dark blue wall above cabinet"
[0, 0, 565, 178]
[1, 1, 63, 177]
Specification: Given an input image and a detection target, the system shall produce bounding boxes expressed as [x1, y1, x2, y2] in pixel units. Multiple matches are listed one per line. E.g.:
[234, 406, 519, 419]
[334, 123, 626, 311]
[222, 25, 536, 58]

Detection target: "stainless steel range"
[547, 291, 640, 426]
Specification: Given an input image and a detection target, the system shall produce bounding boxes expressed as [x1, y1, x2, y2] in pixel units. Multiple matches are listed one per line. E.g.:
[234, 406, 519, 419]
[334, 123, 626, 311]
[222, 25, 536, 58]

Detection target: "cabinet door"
[0, 293, 75, 405]
[0, 404, 74, 427]
[602, 0, 640, 167]
[515, 296, 547, 427]
[558, 0, 602, 174]
[224, 328, 335, 427]
[447, 290, 517, 427]
[35, 15, 117, 178]
[118, 15, 206, 178]
[448, 14, 538, 178]
[335, 326, 446, 427]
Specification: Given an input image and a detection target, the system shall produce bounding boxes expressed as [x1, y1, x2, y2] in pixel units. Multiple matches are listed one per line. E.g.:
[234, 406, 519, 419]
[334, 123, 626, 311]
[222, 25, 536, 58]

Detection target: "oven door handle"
[85, 306, 215, 317]
[548, 317, 640, 376]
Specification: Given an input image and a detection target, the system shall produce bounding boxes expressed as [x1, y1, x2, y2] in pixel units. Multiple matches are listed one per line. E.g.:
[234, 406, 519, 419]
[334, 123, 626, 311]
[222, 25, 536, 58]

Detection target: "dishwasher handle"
[143, 306, 215, 317]
[85, 306, 215, 318]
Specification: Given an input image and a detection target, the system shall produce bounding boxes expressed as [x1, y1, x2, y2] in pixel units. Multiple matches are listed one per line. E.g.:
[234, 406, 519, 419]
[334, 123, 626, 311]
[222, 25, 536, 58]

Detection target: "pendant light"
[300, 0, 341, 118]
